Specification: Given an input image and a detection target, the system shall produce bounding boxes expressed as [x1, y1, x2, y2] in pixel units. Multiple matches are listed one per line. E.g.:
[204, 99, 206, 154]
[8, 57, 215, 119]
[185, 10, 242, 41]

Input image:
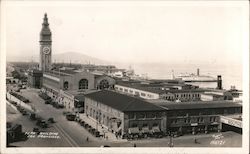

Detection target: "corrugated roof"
[85, 90, 165, 112]
[157, 101, 242, 110]
[116, 82, 205, 94]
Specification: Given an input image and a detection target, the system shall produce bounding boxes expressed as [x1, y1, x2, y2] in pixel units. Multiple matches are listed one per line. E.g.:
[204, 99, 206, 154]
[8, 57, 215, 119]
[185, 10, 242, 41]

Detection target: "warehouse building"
[114, 82, 204, 102]
[153, 100, 242, 135]
[84, 90, 167, 138]
[85, 90, 242, 138]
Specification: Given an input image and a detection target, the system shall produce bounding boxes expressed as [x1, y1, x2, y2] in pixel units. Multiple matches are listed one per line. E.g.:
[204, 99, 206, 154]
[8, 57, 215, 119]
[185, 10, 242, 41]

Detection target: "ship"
[172, 68, 217, 82]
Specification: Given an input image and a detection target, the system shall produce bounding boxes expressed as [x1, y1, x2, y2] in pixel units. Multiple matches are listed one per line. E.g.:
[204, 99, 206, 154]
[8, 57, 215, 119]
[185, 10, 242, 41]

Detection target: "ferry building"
[28, 13, 115, 111]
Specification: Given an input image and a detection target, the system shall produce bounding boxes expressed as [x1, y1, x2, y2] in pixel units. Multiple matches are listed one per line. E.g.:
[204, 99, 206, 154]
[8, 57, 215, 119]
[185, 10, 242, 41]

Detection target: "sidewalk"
[78, 113, 127, 142]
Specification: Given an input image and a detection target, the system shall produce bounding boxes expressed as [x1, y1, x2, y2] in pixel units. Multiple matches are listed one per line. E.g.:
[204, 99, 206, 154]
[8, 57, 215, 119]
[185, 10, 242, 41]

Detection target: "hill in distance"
[7, 52, 109, 65]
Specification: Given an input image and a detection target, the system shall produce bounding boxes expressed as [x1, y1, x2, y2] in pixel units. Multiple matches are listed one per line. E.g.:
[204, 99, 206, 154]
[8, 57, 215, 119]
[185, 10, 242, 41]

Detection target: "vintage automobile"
[36, 119, 48, 128]
[66, 113, 76, 121]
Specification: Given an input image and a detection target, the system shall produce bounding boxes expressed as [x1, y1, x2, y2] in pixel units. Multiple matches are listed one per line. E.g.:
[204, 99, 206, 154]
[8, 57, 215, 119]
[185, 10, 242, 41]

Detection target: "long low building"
[114, 82, 205, 101]
[84, 90, 167, 138]
[156, 100, 242, 135]
[85, 90, 242, 138]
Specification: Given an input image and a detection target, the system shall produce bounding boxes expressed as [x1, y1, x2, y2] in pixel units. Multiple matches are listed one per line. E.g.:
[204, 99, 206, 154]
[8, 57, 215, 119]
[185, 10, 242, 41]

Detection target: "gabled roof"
[85, 90, 165, 112]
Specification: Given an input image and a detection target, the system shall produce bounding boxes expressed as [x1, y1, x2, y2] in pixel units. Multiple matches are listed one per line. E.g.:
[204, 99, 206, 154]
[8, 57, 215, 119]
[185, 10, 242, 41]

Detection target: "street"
[7, 88, 242, 147]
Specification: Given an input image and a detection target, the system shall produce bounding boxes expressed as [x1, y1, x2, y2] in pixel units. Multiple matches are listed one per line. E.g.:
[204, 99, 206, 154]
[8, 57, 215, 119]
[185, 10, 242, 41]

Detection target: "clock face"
[43, 46, 50, 54]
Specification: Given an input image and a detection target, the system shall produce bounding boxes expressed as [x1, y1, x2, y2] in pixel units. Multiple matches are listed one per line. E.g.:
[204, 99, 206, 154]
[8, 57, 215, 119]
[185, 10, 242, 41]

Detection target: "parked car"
[21, 110, 28, 115]
[94, 131, 101, 137]
[36, 119, 48, 128]
[45, 100, 51, 104]
[57, 104, 64, 109]
[33, 127, 39, 133]
[66, 113, 76, 121]
[29, 113, 36, 120]
[48, 117, 55, 123]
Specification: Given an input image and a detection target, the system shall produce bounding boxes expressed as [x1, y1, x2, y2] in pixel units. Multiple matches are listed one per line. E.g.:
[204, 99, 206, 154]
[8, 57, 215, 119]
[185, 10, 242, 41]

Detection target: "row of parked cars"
[9, 100, 28, 115]
[9, 91, 30, 103]
[29, 113, 55, 132]
[38, 92, 64, 109]
[63, 112, 102, 137]
[77, 119, 102, 137]
[9, 99, 55, 132]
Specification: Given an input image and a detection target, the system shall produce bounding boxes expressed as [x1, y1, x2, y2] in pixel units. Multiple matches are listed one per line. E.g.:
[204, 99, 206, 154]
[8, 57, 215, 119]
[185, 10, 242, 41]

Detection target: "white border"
[1, 1, 249, 154]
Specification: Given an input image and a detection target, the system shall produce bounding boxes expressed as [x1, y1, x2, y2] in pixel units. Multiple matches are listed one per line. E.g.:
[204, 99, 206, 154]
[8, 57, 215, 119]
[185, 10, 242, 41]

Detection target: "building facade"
[42, 69, 116, 112]
[84, 90, 167, 138]
[159, 101, 242, 135]
[27, 69, 43, 88]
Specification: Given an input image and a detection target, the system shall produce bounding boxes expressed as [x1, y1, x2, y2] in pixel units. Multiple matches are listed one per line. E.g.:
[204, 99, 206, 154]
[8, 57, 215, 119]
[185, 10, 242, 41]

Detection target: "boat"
[173, 69, 217, 82]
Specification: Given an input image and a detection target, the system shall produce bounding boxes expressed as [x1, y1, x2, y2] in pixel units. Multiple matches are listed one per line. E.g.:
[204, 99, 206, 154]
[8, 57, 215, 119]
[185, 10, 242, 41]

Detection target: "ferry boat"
[173, 69, 217, 82]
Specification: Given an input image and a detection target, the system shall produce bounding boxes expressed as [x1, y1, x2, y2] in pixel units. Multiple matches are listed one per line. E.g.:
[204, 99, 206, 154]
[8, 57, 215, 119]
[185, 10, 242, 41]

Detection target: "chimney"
[217, 75, 222, 90]
[197, 68, 200, 76]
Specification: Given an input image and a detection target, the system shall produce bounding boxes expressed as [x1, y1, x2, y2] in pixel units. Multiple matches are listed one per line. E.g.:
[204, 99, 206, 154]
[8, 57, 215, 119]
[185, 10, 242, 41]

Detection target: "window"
[124, 89, 128, 92]
[141, 93, 146, 96]
[79, 79, 88, 90]
[129, 90, 133, 93]
[129, 113, 135, 119]
[147, 94, 152, 98]
[119, 88, 123, 91]
[210, 117, 215, 122]
[132, 123, 138, 127]
[99, 79, 109, 89]
[185, 118, 191, 123]
[63, 81, 69, 90]
[137, 113, 146, 119]
[153, 123, 158, 127]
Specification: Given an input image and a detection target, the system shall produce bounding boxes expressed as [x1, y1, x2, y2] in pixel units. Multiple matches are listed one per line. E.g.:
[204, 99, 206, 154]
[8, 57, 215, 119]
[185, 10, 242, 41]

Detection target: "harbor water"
[131, 63, 242, 90]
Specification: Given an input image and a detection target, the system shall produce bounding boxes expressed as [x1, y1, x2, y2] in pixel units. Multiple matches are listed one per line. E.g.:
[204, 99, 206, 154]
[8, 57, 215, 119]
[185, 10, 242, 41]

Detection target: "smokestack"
[217, 75, 222, 90]
[197, 68, 200, 76]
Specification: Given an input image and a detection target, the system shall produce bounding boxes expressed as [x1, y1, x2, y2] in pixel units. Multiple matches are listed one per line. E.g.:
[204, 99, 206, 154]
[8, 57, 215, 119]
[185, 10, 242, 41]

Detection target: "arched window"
[79, 79, 88, 90]
[99, 79, 109, 89]
[63, 81, 69, 90]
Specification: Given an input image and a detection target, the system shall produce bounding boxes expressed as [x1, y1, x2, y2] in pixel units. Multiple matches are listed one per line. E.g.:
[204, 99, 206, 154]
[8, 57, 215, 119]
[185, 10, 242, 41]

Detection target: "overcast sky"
[3, 1, 248, 65]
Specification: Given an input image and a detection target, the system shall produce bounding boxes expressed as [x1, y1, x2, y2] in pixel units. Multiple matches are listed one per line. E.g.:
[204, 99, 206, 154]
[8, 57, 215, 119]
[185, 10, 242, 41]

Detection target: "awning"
[128, 127, 140, 134]
[152, 126, 161, 133]
[141, 126, 150, 133]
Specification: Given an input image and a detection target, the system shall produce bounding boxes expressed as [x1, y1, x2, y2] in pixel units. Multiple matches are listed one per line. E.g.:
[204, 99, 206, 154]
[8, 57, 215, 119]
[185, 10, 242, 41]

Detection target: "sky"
[3, 1, 248, 66]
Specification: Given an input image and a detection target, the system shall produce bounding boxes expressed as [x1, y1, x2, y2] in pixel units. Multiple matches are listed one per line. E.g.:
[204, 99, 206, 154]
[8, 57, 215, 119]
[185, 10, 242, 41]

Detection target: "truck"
[7, 124, 28, 145]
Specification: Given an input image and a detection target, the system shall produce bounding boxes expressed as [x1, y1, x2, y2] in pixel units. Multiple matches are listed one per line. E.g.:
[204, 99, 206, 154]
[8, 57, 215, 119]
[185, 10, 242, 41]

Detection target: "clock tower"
[39, 13, 52, 72]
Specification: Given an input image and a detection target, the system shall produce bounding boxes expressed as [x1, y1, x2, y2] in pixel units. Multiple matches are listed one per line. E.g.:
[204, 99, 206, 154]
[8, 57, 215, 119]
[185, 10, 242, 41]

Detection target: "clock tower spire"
[39, 13, 52, 72]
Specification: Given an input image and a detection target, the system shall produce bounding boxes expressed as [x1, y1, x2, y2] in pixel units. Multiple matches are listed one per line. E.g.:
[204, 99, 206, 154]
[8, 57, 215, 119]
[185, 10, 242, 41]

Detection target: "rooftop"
[156, 100, 242, 110]
[116, 82, 205, 94]
[85, 90, 165, 112]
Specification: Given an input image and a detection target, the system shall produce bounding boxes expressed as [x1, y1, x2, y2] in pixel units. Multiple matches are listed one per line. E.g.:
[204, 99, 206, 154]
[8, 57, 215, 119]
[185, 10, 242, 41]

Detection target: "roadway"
[17, 88, 111, 147]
